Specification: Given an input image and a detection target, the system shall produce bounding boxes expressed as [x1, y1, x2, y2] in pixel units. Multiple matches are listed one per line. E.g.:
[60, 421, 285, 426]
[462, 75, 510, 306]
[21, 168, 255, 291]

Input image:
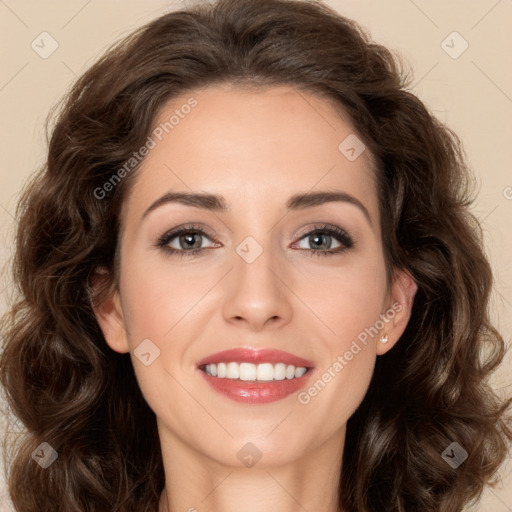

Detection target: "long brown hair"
[1, 0, 511, 510]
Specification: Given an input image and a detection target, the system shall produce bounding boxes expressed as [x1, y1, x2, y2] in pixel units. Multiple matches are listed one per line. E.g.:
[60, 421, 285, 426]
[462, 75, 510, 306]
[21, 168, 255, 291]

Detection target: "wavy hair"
[1, 0, 511, 510]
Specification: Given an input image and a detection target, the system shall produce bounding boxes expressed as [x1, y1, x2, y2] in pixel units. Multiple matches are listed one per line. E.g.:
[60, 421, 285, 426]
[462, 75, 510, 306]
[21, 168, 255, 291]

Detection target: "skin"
[92, 83, 417, 512]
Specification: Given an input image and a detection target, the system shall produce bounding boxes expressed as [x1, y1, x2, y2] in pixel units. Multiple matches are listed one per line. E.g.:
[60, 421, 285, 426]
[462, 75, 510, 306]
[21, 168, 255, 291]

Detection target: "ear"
[376, 268, 417, 356]
[88, 267, 130, 354]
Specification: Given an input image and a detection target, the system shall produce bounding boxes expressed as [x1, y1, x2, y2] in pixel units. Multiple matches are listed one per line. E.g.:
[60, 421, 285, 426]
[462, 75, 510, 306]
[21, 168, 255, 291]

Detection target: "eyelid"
[292, 223, 354, 249]
[156, 222, 353, 243]
[157, 222, 217, 240]
[295, 222, 349, 239]
[156, 223, 217, 247]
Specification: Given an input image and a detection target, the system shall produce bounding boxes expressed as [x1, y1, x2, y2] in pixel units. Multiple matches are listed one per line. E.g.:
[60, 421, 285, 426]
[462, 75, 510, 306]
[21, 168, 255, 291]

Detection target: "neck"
[157, 425, 345, 512]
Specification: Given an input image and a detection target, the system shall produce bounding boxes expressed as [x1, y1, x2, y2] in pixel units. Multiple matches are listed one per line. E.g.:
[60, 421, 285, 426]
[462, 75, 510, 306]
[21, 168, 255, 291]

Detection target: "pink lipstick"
[197, 348, 314, 404]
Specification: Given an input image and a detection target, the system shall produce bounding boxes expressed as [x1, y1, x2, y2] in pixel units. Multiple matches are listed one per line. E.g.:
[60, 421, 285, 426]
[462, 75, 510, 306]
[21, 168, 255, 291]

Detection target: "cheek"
[117, 251, 219, 394]
[116, 255, 202, 414]
[119, 252, 207, 341]
[293, 252, 386, 416]
[294, 251, 387, 347]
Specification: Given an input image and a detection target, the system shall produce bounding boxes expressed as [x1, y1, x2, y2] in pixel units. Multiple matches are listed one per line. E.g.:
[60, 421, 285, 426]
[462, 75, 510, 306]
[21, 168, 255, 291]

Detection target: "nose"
[222, 241, 293, 332]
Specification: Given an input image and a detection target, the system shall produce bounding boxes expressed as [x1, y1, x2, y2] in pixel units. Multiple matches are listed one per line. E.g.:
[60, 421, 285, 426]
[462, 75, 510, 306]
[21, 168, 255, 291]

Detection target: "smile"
[197, 347, 314, 403]
[202, 362, 308, 381]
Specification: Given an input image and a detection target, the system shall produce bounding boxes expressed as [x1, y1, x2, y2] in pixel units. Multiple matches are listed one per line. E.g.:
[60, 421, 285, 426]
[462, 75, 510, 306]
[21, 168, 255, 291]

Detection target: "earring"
[379, 333, 389, 344]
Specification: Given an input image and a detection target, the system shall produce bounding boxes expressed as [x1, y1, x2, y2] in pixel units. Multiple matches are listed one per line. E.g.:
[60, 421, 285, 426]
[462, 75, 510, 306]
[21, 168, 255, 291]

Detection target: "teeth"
[204, 362, 308, 381]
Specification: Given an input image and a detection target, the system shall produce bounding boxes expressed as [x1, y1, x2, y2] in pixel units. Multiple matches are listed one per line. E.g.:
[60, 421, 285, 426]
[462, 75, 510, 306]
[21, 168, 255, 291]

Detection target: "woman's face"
[93, 83, 416, 468]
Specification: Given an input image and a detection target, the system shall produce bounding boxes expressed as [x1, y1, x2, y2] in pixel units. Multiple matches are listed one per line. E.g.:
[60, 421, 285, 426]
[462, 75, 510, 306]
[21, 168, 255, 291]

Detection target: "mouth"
[199, 361, 310, 381]
[196, 347, 315, 403]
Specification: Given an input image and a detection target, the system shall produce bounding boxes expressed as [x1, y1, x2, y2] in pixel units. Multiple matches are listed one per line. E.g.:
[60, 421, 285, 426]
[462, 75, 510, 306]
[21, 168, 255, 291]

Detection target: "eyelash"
[155, 223, 354, 259]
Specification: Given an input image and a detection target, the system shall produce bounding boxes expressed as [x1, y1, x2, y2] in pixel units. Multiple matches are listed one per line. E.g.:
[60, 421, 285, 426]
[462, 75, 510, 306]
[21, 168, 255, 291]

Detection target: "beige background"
[0, 0, 511, 510]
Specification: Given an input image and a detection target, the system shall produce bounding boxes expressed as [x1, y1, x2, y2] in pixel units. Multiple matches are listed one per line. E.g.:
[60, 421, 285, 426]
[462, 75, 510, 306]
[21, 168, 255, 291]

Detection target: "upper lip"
[197, 347, 314, 368]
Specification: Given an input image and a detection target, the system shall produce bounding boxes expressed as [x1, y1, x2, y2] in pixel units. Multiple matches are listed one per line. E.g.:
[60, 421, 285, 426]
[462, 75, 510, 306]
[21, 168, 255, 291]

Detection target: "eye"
[292, 224, 354, 257]
[156, 224, 218, 258]
[156, 223, 355, 258]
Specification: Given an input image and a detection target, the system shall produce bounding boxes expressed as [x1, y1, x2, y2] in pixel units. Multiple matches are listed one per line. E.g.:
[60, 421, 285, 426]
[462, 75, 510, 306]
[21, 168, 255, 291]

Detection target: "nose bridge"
[222, 231, 292, 327]
[237, 235, 278, 284]
[234, 232, 283, 297]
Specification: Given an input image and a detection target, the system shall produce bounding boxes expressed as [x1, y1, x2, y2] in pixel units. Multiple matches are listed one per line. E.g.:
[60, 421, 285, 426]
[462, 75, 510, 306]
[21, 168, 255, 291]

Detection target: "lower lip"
[199, 370, 313, 403]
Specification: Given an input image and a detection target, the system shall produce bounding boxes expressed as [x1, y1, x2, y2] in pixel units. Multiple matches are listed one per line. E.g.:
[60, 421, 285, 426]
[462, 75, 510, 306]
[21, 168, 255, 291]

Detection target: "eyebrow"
[142, 190, 373, 227]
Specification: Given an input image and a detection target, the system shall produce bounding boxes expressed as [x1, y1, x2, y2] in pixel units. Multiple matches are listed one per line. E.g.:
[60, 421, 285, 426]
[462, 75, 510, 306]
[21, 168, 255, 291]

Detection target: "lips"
[196, 347, 315, 404]
[197, 347, 314, 368]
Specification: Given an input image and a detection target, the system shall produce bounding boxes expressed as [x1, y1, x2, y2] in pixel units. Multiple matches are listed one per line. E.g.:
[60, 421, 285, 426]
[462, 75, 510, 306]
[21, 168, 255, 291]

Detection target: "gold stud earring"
[379, 334, 389, 344]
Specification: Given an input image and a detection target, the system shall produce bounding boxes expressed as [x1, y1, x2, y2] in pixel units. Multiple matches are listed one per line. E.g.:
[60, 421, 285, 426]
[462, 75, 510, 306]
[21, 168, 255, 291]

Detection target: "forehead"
[119, 83, 378, 228]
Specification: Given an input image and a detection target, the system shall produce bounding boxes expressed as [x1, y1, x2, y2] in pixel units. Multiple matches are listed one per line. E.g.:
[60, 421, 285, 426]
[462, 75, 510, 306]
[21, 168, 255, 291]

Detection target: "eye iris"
[181, 232, 201, 249]
[310, 233, 331, 250]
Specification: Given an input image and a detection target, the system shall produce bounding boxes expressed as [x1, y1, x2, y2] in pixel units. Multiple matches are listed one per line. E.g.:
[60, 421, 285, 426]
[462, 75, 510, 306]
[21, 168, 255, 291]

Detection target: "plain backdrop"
[0, 1, 511, 510]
